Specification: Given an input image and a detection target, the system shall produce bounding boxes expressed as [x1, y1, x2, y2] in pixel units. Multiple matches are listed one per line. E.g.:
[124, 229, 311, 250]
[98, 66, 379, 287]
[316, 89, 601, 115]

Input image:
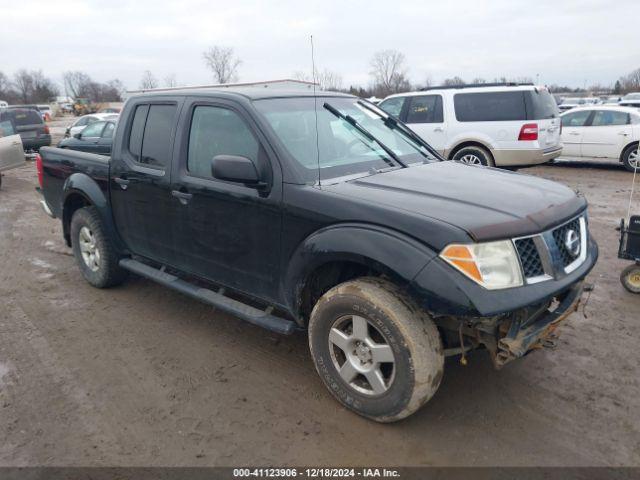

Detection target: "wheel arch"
[620, 140, 639, 163]
[447, 140, 495, 164]
[283, 223, 438, 326]
[61, 173, 123, 252]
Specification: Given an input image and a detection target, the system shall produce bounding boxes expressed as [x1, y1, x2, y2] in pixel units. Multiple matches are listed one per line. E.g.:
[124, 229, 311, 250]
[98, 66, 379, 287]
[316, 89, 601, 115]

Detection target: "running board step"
[119, 258, 296, 335]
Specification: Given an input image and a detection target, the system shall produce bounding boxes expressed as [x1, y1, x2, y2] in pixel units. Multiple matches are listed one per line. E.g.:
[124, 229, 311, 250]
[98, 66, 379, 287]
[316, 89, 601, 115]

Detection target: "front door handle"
[434, 127, 444, 132]
[114, 177, 130, 190]
[568, 132, 581, 135]
[171, 190, 193, 205]
[618, 132, 629, 136]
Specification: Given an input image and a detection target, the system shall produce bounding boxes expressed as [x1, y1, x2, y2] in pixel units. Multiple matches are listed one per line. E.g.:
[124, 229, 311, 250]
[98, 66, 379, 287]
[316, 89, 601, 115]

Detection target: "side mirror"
[211, 155, 266, 188]
[73, 132, 82, 139]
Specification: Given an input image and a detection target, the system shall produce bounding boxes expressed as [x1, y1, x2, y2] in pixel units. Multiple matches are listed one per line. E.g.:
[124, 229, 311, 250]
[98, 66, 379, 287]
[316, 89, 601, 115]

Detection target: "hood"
[325, 161, 586, 242]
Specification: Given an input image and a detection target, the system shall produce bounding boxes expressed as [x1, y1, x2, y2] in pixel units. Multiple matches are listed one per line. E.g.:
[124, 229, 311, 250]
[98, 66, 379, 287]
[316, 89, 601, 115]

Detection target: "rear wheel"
[452, 145, 493, 167]
[622, 143, 639, 172]
[308, 277, 444, 422]
[70, 206, 127, 288]
[620, 264, 640, 294]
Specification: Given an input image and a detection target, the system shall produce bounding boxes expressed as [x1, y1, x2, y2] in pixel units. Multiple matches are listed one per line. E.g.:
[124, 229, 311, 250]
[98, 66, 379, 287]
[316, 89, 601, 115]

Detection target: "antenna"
[311, 35, 321, 187]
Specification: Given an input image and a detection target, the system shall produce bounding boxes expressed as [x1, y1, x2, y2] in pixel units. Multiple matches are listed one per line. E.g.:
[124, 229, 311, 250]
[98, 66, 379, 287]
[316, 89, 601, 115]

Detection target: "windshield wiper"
[323, 102, 407, 168]
[356, 100, 442, 160]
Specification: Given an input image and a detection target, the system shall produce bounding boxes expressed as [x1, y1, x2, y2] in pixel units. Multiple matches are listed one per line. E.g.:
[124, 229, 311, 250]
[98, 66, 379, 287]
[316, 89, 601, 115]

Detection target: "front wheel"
[70, 206, 127, 288]
[620, 264, 640, 294]
[622, 143, 639, 172]
[308, 277, 444, 422]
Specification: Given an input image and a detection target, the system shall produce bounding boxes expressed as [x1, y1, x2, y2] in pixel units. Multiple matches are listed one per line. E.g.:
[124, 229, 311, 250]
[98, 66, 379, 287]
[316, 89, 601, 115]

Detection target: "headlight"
[440, 240, 523, 290]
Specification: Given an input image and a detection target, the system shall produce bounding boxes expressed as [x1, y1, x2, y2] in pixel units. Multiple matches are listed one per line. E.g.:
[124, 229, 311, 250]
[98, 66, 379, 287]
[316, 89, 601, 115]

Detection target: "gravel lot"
[0, 118, 639, 467]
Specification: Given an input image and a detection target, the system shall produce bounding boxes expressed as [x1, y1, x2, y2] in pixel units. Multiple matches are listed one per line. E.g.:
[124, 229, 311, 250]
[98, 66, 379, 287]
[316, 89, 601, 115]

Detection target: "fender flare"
[61, 173, 125, 252]
[283, 223, 438, 320]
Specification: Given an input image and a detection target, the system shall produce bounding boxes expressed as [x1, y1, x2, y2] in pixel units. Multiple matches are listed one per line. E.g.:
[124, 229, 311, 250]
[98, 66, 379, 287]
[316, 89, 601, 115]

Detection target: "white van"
[379, 84, 562, 167]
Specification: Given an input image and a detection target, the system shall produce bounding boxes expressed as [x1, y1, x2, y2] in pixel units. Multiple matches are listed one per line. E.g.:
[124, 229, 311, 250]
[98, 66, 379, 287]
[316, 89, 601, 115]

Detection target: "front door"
[170, 99, 282, 302]
[110, 100, 181, 263]
[560, 109, 593, 157]
[73, 121, 105, 153]
[403, 95, 447, 154]
[580, 109, 633, 159]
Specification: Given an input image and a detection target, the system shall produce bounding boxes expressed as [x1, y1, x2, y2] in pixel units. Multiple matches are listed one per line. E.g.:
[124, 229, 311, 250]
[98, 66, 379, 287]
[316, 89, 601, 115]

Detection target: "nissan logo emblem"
[564, 229, 581, 258]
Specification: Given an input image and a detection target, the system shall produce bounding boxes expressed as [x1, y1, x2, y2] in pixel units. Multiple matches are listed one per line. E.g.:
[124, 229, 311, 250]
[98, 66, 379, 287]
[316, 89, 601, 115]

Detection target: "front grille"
[515, 238, 544, 278]
[552, 217, 582, 267]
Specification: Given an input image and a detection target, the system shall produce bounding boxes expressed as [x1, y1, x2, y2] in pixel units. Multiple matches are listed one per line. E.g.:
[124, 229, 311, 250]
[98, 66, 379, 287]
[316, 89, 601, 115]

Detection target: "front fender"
[62, 173, 124, 252]
[283, 223, 438, 318]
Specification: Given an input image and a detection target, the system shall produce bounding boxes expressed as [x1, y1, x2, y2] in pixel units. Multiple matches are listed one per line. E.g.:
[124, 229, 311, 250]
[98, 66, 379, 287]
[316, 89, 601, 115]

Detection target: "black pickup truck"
[39, 88, 598, 422]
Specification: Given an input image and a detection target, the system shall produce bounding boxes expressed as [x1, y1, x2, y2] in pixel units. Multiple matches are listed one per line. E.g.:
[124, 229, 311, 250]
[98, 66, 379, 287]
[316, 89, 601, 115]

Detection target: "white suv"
[379, 84, 562, 167]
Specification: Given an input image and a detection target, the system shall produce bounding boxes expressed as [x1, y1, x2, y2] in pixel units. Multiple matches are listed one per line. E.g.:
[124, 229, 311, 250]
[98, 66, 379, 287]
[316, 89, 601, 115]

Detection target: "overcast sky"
[1, 0, 638, 91]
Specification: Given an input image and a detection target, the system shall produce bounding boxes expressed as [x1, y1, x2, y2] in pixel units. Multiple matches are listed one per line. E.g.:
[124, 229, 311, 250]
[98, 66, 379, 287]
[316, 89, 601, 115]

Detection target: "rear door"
[169, 97, 283, 301]
[403, 94, 446, 153]
[0, 134, 25, 172]
[580, 110, 632, 159]
[110, 99, 182, 263]
[560, 109, 593, 157]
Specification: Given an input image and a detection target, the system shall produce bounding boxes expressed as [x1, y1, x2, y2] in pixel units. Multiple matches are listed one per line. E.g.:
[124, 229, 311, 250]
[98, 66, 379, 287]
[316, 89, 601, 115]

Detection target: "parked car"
[558, 97, 600, 112]
[0, 121, 26, 189]
[0, 100, 8, 109]
[378, 83, 562, 167]
[65, 113, 119, 138]
[57, 120, 115, 155]
[602, 96, 622, 105]
[38, 104, 53, 121]
[0, 107, 51, 152]
[98, 107, 122, 114]
[619, 92, 640, 109]
[38, 88, 598, 422]
[560, 106, 640, 171]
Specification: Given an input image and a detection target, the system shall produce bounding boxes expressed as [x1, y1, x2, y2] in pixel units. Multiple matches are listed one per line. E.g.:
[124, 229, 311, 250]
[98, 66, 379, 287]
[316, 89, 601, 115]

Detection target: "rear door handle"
[171, 190, 193, 205]
[568, 132, 581, 135]
[114, 177, 130, 190]
[434, 127, 444, 132]
[618, 132, 629, 136]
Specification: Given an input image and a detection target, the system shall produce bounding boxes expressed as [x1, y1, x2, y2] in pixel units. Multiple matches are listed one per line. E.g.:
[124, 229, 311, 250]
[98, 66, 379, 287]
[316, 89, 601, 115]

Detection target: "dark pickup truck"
[39, 88, 598, 422]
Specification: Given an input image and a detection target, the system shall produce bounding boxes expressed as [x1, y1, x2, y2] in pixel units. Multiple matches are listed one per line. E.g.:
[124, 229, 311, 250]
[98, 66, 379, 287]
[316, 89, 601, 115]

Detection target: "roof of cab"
[131, 87, 354, 101]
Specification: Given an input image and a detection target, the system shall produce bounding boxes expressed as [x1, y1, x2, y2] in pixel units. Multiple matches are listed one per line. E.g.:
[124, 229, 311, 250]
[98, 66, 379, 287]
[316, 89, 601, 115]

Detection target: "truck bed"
[39, 146, 110, 219]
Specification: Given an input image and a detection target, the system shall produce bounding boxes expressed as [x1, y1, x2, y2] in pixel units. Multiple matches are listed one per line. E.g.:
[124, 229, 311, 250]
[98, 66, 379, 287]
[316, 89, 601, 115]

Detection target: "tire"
[620, 264, 640, 294]
[70, 206, 127, 288]
[452, 145, 494, 167]
[308, 277, 444, 422]
[621, 143, 640, 172]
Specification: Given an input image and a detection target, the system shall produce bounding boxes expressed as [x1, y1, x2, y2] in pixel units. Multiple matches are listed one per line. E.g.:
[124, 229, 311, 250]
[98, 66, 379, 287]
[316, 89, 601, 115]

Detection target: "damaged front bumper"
[493, 282, 584, 367]
[438, 282, 586, 368]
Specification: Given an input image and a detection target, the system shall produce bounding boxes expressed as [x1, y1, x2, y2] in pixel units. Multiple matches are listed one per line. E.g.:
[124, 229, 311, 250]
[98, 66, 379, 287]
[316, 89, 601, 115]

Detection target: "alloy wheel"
[79, 226, 101, 272]
[328, 315, 396, 396]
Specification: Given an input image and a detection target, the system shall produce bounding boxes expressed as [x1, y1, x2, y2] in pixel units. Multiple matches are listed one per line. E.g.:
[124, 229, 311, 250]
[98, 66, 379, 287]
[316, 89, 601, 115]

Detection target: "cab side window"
[406, 95, 443, 123]
[187, 106, 259, 179]
[591, 110, 630, 126]
[80, 122, 105, 137]
[561, 110, 591, 127]
[378, 97, 405, 118]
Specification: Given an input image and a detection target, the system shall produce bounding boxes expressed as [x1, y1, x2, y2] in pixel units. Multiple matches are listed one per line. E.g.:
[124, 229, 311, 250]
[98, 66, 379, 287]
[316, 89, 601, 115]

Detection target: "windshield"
[254, 97, 436, 183]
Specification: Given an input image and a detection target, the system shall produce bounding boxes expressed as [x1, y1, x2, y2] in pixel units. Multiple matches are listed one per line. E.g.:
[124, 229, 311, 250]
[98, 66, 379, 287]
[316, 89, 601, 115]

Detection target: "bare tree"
[471, 77, 487, 84]
[369, 50, 411, 96]
[63, 71, 92, 99]
[202, 46, 241, 84]
[139, 70, 158, 90]
[164, 74, 178, 88]
[618, 67, 640, 94]
[293, 68, 343, 91]
[14, 70, 34, 103]
[442, 76, 466, 86]
[12, 69, 58, 103]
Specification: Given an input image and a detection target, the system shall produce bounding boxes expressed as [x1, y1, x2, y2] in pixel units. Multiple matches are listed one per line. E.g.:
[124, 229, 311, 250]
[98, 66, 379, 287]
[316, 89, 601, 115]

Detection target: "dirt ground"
[0, 119, 639, 467]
